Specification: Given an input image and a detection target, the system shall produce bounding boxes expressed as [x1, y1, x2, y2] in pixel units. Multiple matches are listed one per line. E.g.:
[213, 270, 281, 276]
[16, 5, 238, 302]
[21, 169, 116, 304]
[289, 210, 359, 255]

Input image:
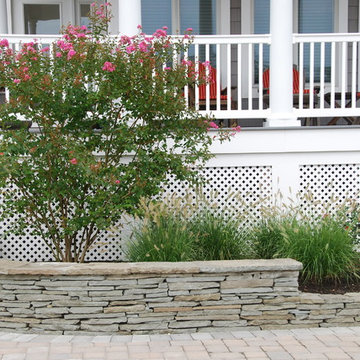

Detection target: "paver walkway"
[1, 327, 360, 360]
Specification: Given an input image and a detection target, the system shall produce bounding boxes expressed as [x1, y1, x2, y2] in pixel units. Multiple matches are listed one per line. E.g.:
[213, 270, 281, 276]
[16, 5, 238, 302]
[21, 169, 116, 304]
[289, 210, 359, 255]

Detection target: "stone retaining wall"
[0, 259, 359, 334]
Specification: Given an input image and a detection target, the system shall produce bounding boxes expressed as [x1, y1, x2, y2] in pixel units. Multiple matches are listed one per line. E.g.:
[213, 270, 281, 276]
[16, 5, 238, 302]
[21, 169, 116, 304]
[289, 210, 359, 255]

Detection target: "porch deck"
[1, 33, 360, 127]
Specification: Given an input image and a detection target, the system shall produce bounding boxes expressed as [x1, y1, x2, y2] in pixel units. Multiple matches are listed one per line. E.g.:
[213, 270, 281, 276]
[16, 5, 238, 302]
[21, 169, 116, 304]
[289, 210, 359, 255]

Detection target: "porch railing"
[293, 33, 360, 122]
[2, 33, 360, 125]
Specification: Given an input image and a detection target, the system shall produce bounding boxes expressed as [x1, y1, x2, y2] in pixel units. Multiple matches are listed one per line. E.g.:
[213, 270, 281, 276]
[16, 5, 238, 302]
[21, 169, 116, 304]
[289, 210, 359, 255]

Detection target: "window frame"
[12, 0, 73, 34]
[75, 0, 105, 28]
[142, 0, 223, 35]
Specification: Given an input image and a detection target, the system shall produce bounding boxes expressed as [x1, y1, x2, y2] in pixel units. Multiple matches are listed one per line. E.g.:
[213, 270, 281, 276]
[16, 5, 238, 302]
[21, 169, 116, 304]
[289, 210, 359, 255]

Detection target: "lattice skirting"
[0, 163, 359, 262]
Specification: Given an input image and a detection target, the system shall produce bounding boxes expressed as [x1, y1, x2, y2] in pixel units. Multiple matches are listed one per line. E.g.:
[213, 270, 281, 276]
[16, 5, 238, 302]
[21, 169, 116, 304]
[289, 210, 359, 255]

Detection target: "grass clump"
[277, 216, 359, 284]
[251, 217, 294, 259]
[189, 210, 251, 260]
[125, 208, 195, 262]
[125, 191, 360, 287]
[125, 197, 250, 262]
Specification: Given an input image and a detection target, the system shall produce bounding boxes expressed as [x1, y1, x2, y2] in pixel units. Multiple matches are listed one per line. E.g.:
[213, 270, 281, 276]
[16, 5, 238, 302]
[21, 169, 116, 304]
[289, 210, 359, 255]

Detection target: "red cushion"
[263, 68, 315, 95]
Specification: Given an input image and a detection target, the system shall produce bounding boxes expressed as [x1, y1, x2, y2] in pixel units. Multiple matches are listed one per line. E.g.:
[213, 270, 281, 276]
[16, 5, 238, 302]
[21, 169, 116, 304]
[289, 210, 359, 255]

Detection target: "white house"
[0, 0, 359, 262]
[1, 0, 360, 126]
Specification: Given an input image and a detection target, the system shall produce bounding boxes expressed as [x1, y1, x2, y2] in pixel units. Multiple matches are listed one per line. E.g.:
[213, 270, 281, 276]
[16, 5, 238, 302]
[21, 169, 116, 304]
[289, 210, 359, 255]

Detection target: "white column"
[265, 0, 300, 127]
[118, 0, 141, 36]
[0, 0, 8, 34]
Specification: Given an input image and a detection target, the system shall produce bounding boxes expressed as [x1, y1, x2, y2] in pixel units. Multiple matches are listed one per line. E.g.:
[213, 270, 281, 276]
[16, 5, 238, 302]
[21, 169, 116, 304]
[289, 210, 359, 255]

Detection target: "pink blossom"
[22, 67, 29, 72]
[184, 34, 190, 39]
[162, 26, 168, 30]
[80, 25, 87, 31]
[102, 61, 116, 72]
[67, 49, 76, 60]
[164, 67, 171, 71]
[0, 152, 4, 156]
[181, 59, 192, 66]
[70, 158, 78, 165]
[126, 45, 136, 54]
[57, 40, 73, 51]
[137, 24, 142, 29]
[76, 33, 86, 38]
[120, 35, 131, 45]
[186, 27, 193, 32]
[13, 79, 21, 84]
[41, 46, 50, 52]
[105, 2, 111, 6]
[234, 125, 241, 132]
[208, 121, 219, 129]
[23, 74, 31, 81]
[0, 39, 9, 47]
[138, 41, 148, 52]
[202, 61, 211, 67]
[55, 52, 62, 57]
[115, 180, 120, 184]
[90, 2, 96, 6]
[153, 29, 167, 38]
[96, 10, 103, 15]
[26, 45, 36, 53]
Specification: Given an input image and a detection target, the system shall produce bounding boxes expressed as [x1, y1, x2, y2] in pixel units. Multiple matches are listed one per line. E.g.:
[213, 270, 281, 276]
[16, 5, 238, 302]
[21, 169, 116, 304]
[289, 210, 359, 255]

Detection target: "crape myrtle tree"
[0, 3, 237, 262]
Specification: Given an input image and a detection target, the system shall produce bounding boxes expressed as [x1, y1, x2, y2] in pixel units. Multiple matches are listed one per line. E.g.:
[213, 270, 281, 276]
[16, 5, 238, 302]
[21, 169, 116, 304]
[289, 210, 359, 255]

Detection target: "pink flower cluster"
[202, 61, 211, 68]
[92, 2, 111, 19]
[65, 25, 88, 39]
[181, 59, 192, 67]
[0, 39, 9, 48]
[229, 125, 241, 137]
[102, 61, 116, 72]
[153, 28, 167, 38]
[208, 121, 219, 130]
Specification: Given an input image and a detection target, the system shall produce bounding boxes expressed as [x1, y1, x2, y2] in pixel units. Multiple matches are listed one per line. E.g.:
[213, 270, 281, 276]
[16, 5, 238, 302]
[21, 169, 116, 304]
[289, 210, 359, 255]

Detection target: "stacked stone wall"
[0, 259, 359, 334]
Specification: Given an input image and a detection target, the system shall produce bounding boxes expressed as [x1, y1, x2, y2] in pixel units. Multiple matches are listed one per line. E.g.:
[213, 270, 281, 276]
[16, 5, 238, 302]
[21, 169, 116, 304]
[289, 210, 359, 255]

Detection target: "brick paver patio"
[1, 327, 360, 360]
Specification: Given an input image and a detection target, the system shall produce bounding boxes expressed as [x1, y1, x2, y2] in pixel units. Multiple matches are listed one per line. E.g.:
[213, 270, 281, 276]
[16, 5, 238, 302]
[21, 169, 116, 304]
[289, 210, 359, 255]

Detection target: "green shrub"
[277, 216, 359, 284]
[125, 213, 195, 262]
[251, 217, 293, 259]
[0, 6, 220, 262]
[189, 210, 251, 260]
[125, 199, 251, 262]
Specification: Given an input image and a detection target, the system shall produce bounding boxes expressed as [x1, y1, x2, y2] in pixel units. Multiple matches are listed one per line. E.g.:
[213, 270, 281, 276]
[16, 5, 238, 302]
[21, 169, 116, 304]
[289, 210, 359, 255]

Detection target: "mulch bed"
[299, 278, 360, 294]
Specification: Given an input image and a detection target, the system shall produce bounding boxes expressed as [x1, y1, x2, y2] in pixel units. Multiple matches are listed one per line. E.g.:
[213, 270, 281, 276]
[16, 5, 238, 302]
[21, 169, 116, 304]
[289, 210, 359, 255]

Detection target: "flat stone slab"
[0, 259, 302, 276]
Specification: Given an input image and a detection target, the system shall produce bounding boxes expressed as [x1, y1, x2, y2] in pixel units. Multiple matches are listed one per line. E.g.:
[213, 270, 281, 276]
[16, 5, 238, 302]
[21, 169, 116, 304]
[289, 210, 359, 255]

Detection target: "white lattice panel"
[299, 163, 360, 214]
[0, 165, 273, 262]
[162, 166, 273, 220]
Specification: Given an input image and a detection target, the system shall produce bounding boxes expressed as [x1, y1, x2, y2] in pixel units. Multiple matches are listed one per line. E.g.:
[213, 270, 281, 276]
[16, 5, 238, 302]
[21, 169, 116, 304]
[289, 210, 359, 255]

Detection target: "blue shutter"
[299, 0, 334, 82]
[141, 0, 172, 35]
[254, 0, 270, 82]
[180, 0, 216, 35]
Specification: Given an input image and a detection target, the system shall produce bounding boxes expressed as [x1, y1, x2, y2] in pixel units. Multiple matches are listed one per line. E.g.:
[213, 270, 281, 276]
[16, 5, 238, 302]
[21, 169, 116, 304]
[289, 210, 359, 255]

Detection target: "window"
[254, 0, 270, 82]
[299, 0, 334, 82]
[76, 1, 105, 29]
[180, 0, 216, 35]
[141, 0, 216, 35]
[79, 3, 91, 28]
[141, 0, 172, 35]
[24, 4, 60, 34]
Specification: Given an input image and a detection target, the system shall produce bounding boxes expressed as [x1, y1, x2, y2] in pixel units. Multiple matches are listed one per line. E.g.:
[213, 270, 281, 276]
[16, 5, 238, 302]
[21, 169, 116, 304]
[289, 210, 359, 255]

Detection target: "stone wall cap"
[0, 258, 302, 276]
